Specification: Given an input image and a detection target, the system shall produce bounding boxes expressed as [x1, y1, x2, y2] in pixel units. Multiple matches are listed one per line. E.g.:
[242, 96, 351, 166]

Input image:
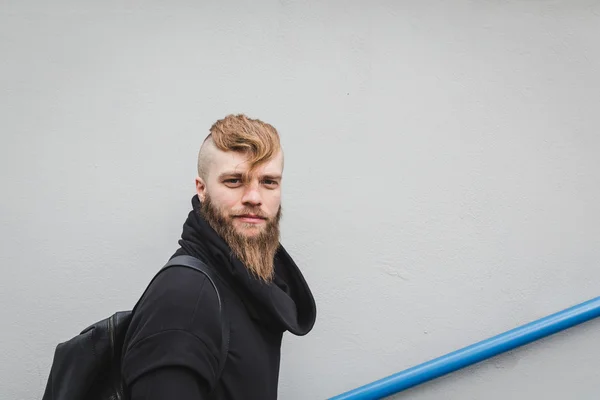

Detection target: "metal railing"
[329, 296, 600, 400]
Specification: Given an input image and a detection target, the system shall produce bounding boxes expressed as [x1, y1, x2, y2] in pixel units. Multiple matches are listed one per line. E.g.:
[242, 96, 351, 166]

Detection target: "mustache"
[230, 209, 269, 219]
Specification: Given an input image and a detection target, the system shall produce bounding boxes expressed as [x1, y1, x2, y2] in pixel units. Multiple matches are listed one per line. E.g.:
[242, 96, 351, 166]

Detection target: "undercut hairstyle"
[197, 114, 282, 180]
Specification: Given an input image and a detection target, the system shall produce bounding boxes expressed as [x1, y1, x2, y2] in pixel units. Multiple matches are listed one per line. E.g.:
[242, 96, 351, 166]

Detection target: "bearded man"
[121, 114, 317, 399]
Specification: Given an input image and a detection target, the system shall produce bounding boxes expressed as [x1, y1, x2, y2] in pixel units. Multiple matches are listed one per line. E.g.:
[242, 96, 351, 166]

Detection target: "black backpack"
[42, 255, 230, 400]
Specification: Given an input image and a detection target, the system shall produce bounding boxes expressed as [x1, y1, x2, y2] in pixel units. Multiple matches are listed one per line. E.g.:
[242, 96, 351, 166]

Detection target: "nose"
[241, 183, 262, 207]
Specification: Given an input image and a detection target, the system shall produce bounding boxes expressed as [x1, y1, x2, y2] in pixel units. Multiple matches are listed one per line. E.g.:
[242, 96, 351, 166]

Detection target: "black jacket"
[121, 196, 317, 400]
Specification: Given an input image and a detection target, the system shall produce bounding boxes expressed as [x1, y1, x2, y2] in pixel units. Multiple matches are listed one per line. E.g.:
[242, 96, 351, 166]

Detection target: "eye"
[262, 179, 279, 189]
[223, 178, 242, 187]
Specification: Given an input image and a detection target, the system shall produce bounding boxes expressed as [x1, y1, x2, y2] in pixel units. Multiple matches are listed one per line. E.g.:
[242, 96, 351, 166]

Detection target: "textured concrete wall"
[1, 1, 599, 399]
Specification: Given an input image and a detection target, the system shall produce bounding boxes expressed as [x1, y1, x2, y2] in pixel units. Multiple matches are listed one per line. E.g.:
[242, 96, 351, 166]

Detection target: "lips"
[234, 214, 266, 223]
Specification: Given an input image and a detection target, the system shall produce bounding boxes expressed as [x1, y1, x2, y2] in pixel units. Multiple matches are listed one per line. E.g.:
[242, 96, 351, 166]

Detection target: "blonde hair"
[198, 114, 282, 179]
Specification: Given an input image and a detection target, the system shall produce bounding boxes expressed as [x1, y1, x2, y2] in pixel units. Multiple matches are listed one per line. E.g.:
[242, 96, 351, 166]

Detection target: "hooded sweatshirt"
[121, 196, 317, 400]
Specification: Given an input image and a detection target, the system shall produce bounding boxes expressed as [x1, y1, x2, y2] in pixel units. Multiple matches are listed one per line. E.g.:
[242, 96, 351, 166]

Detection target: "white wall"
[2, 1, 599, 399]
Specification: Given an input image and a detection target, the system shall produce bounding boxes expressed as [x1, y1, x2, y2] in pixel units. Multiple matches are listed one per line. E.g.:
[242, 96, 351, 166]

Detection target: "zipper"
[108, 315, 115, 359]
[108, 316, 122, 400]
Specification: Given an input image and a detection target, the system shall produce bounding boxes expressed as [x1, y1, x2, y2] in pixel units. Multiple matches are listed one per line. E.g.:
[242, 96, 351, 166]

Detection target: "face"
[195, 147, 283, 238]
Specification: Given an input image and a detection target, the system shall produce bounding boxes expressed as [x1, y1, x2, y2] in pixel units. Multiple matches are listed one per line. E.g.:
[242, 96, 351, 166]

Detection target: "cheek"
[209, 187, 242, 211]
[222, 194, 240, 209]
[266, 193, 282, 214]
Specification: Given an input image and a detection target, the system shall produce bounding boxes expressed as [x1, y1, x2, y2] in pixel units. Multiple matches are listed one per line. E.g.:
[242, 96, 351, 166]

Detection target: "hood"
[171, 195, 316, 336]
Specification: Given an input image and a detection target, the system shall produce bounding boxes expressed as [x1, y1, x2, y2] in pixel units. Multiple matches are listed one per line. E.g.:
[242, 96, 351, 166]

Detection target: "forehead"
[209, 148, 283, 178]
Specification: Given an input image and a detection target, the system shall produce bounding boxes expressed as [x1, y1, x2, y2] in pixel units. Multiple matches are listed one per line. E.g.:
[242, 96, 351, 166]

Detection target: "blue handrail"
[329, 296, 600, 400]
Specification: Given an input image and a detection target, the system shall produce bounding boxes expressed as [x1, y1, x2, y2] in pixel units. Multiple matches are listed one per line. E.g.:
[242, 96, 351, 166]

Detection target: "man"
[121, 114, 317, 399]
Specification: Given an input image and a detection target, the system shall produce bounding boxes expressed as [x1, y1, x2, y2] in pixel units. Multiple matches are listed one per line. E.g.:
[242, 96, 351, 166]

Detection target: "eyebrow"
[218, 172, 282, 181]
[218, 172, 242, 179]
[261, 174, 282, 181]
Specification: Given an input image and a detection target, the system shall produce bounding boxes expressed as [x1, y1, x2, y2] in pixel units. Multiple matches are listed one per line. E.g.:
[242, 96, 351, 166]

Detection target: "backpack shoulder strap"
[134, 255, 230, 390]
[161, 255, 224, 314]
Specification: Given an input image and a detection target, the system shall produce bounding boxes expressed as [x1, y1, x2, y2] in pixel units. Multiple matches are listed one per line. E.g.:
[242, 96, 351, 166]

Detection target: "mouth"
[234, 214, 267, 224]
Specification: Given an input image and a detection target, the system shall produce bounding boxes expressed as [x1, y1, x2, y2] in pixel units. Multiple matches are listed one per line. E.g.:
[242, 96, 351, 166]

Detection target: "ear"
[195, 176, 207, 202]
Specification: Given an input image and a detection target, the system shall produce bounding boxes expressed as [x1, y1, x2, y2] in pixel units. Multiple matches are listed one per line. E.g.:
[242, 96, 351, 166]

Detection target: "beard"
[199, 194, 282, 282]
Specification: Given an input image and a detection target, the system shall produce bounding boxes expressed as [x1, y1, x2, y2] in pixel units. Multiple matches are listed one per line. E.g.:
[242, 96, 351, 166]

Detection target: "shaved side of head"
[197, 136, 218, 181]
